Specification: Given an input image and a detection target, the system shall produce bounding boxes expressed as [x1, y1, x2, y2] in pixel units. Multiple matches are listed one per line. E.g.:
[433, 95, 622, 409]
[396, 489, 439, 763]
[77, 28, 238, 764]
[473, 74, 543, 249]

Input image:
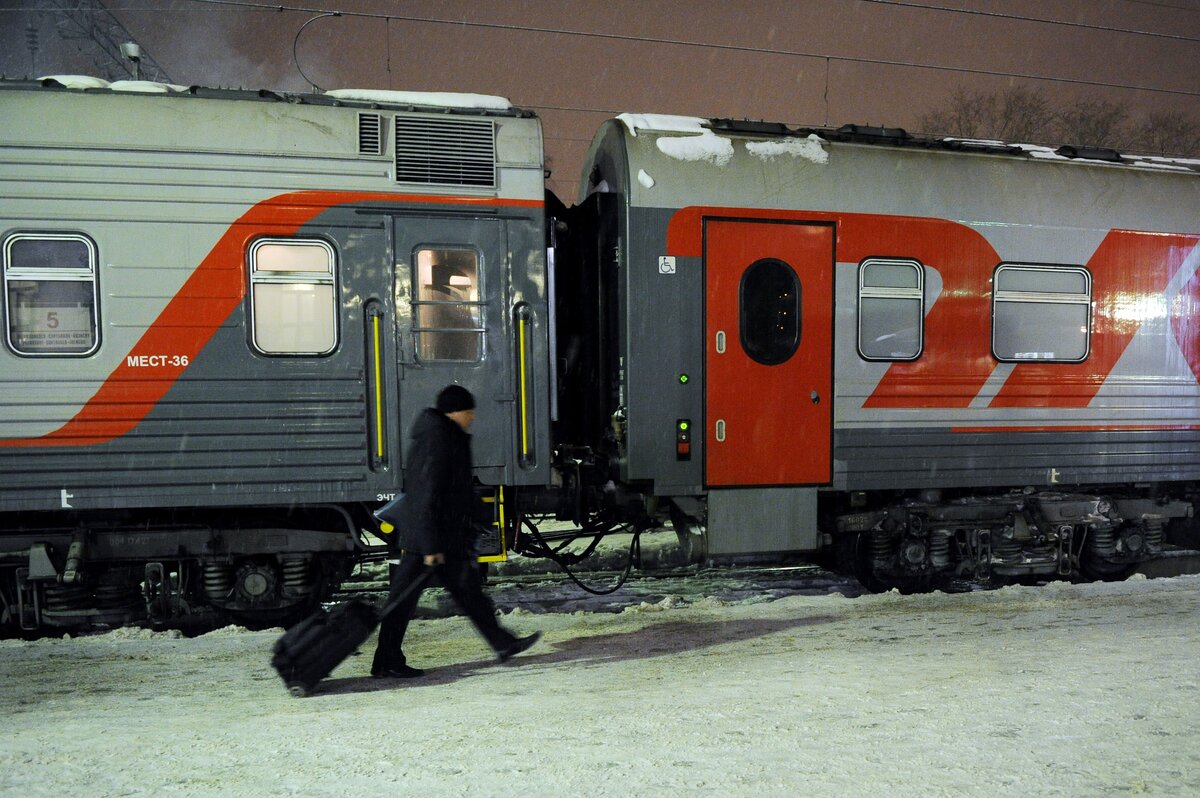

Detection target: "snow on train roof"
[325, 88, 512, 110]
[939, 137, 1200, 173]
[616, 113, 1200, 176]
[1016, 143, 1199, 173]
[29, 76, 513, 111]
[617, 114, 709, 136]
[618, 113, 828, 168]
[38, 75, 190, 92]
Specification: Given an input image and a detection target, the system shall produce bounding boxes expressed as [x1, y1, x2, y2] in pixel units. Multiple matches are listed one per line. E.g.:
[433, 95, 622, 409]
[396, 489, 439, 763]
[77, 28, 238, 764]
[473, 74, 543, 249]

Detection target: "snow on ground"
[2, 573, 1198, 798]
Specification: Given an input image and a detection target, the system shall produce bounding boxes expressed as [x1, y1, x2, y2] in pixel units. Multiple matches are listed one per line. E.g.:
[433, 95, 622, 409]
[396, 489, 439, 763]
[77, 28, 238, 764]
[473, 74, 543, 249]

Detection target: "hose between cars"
[517, 515, 643, 596]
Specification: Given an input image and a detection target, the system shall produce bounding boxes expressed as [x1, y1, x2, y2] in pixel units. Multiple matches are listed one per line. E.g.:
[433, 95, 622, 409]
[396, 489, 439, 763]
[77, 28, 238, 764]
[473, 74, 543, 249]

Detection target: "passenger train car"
[0, 77, 550, 631]
[566, 114, 1200, 588]
[1, 77, 1197, 633]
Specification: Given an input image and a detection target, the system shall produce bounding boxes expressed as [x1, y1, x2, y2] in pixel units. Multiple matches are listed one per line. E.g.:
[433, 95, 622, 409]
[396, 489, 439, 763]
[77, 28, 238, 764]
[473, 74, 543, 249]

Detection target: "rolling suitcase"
[271, 567, 431, 697]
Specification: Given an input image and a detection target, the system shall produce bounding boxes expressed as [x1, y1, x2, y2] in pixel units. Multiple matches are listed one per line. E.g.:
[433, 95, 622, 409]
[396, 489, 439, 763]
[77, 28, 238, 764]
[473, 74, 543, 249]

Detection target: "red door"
[705, 219, 834, 486]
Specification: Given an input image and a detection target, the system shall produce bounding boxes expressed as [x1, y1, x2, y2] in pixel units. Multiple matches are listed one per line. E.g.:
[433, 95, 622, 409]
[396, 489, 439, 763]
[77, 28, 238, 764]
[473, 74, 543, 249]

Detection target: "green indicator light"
[679, 421, 689, 431]
[679, 373, 689, 384]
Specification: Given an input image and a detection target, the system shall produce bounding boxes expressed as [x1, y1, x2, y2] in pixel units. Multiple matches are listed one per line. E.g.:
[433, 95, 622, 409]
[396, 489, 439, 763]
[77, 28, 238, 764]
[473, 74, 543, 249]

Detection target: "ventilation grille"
[395, 116, 496, 187]
[358, 113, 383, 155]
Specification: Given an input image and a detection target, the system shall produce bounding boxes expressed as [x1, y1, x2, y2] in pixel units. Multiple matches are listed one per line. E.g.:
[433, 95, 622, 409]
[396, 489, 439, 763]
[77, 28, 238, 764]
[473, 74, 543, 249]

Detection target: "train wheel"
[1080, 555, 1137, 582]
[837, 532, 888, 593]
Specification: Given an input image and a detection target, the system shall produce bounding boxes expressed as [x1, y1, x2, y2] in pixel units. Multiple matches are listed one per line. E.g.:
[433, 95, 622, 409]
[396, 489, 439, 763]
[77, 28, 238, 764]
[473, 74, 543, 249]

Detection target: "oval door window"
[739, 258, 801, 365]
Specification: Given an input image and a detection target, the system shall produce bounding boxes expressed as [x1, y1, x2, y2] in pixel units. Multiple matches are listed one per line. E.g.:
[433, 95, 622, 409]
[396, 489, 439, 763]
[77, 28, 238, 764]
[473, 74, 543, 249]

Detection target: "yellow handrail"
[372, 313, 385, 460]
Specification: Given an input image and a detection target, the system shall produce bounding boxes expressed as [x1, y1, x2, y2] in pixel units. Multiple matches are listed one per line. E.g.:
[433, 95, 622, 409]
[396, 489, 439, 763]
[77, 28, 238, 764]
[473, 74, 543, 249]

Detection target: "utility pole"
[36, 0, 174, 84]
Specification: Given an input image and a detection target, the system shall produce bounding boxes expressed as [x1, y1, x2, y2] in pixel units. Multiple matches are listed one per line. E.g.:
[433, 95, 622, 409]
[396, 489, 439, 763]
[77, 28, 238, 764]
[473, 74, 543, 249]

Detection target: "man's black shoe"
[497, 631, 542, 663]
[371, 664, 425, 679]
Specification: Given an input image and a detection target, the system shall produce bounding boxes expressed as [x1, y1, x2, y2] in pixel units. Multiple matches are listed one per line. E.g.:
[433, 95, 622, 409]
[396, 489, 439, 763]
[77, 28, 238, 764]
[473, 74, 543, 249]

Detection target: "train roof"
[0, 75, 537, 118]
[581, 112, 1200, 233]
[616, 113, 1200, 176]
[1, 76, 545, 201]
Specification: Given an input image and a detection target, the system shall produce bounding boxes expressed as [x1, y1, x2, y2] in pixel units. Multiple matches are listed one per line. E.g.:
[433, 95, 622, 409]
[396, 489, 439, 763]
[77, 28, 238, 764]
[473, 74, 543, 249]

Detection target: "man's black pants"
[372, 551, 517, 673]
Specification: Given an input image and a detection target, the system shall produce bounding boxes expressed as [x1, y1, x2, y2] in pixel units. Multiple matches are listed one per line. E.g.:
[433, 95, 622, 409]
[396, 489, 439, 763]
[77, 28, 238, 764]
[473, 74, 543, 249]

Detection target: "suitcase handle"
[378, 565, 436, 620]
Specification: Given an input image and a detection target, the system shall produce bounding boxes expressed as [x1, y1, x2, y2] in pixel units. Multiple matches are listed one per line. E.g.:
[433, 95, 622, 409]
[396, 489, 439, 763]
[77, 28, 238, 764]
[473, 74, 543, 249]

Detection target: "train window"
[248, 239, 338, 355]
[992, 264, 1091, 362]
[413, 247, 483, 362]
[2, 233, 100, 356]
[857, 258, 924, 360]
[739, 258, 800, 366]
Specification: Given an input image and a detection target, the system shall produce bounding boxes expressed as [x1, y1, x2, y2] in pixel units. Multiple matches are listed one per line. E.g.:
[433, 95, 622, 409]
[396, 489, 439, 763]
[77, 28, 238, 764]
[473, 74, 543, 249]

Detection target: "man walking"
[372, 384, 540, 678]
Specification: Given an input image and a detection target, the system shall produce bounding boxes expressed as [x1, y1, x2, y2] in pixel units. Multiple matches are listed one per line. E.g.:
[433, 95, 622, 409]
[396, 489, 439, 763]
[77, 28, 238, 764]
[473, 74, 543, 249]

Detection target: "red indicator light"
[675, 418, 692, 461]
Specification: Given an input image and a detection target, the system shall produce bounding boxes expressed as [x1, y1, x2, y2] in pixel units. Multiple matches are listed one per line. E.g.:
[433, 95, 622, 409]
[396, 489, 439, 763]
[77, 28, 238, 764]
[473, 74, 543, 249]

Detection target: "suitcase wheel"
[288, 683, 311, 698]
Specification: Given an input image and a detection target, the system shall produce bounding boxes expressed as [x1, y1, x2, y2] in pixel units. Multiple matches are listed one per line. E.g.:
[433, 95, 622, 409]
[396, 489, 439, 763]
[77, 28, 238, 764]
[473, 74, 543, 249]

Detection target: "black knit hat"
[435, 384, 476, 413]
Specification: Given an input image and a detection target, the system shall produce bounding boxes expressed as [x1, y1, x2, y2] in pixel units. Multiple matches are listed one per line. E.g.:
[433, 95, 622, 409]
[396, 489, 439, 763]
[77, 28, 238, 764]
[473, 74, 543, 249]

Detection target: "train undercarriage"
[520, 446, 1199, 594]
[0, 507, 360, 636]
[3, 477, 1196, 636]
[831, 488, 1194, 592]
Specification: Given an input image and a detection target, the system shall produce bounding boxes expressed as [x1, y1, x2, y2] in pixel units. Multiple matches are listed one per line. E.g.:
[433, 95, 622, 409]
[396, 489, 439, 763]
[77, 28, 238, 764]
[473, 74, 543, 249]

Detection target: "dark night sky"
[2, 0, 1198, 199]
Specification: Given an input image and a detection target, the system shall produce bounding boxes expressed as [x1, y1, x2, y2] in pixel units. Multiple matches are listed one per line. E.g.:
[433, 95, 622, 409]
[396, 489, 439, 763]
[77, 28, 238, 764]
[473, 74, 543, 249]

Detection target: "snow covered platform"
[2, 573, 1198, 796]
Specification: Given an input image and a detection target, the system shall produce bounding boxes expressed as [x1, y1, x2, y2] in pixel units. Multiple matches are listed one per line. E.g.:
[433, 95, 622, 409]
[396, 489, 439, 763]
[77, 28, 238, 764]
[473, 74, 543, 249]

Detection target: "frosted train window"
[992, 264, 1091, 362]
[857, 258, 924, 361]
[413, 248, 483, 362]
[3, 233, 100, 356]
[248, 239, 338, 355]
[739, 258, 800, 366]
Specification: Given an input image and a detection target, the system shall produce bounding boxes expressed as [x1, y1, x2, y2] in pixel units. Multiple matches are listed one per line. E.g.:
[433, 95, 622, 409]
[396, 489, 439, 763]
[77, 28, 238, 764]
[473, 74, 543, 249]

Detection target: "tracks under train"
[11, 548, 1196, 640]
[335, 560, 866, 617]
[335, 546, 1200, 619]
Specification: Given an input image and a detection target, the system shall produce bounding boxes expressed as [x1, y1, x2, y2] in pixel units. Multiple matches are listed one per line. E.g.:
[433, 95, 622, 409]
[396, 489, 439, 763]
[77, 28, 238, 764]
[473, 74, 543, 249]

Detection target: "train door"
[393, 215, 511, 469]
[705, 219, 834, 486]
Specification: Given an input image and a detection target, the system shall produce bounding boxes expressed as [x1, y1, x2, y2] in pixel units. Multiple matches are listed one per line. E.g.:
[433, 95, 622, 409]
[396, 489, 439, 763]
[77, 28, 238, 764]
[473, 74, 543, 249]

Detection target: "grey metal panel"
[0, 207, 547, 513]
[707, 487, 818, 555]
[389, 208, 549, 487]
[612, 123, 1200, 236]
[0, 214, 388, 512]
[0, 86, 544, 198]
[0, 85, 549, 513]
[575, 120, 630, 204]
[0, 85, 544, 438]
[620, 206, 705, 491]
[833, 427, 1200, 491]
[501, 208, 552, 487]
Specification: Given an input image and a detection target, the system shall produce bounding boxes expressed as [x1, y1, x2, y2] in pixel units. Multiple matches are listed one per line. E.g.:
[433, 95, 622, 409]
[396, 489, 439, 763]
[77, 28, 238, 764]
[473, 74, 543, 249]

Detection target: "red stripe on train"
[668, 206, 1002, 408]
[988, 231, 1200, 408]
[668, 206, 1200, 409]
[1, 191, 542, 448]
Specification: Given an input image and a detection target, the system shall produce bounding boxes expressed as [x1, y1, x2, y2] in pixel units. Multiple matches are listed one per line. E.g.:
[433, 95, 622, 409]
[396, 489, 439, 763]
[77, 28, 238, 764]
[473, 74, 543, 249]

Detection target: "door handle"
[715, 330, 726, 354]
[715, 419, 726, 442]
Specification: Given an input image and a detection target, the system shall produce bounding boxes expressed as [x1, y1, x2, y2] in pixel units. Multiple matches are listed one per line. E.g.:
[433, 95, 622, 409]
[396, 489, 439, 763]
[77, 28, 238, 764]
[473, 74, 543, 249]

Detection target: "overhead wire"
[858, 0, 1200, 43]
[1119, 0, 1200, 12]
[169, 0, 1200, 99]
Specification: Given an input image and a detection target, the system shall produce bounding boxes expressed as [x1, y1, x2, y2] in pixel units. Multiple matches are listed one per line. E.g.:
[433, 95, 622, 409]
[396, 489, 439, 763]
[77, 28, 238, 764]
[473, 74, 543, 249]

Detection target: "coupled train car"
[1, 77, 1198, 633]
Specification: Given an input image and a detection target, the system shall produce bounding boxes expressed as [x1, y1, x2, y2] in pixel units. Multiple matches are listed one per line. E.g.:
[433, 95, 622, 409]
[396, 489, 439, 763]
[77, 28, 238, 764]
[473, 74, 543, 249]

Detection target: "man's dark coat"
[397, 407, 475, 556]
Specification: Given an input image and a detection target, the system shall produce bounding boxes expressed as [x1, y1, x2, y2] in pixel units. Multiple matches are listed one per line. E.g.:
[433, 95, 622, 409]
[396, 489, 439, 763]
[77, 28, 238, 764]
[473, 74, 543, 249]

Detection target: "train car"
[0, 77, 551, 632]
[4, 77, 1199, 635]
[554, 114, 1200, 589]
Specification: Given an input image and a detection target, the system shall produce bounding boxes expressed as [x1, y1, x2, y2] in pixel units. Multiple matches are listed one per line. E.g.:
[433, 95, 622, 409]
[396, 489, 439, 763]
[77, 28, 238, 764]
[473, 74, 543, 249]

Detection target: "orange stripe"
[669, 206, 1200, 411]
[669, 206, 1003, 408]
[1175, 262, 1200, 381]
[988, 231, 1200, 408]
[2, 191, 542, 448]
